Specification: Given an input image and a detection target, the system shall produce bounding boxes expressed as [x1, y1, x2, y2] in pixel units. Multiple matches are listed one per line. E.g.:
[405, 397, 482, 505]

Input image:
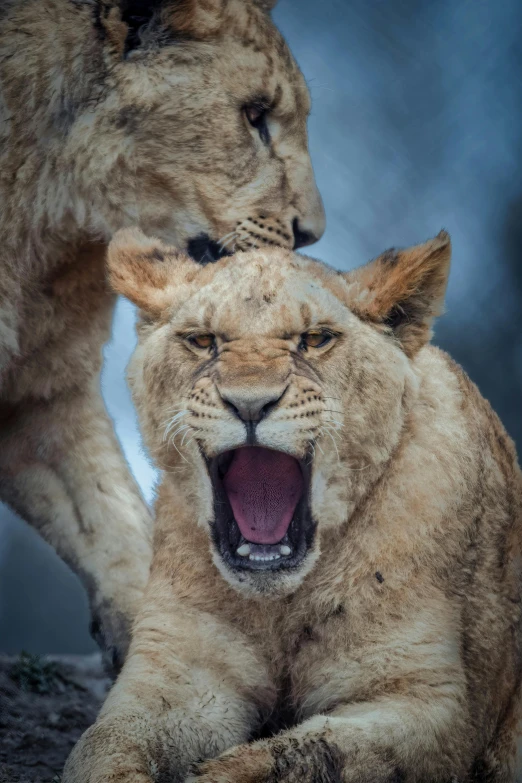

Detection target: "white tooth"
[280, 545, 291, 556]
[237, 544, 251, 557]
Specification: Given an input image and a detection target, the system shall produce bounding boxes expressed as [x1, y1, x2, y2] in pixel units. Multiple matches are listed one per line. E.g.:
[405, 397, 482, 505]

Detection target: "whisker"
[170, 437, 190, 464]
[219, 233, 239, 252]
[217, 230, 238, 246]
[169, 424, 192, 444]
[323, 421, 341, 438]
[180, 427, 195, 447]
[322, 433, 340, 441]
[308, 442, 316, 465]
[162, 409, 190, 441]
[325, 429, 340, 463]
[322, 419, 342, 433]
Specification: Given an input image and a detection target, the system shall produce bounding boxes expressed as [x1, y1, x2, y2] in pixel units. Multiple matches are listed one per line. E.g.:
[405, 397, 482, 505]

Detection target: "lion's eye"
[244, 102, 270, 144]
[300, 330, 334, 350]
[245, 104, 265, 125]
[188, 333, 216, 351]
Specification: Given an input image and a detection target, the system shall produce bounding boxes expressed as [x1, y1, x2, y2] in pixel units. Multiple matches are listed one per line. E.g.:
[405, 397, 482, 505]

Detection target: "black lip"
[187, 234, 232, 265]
[206, 448, 316, 574]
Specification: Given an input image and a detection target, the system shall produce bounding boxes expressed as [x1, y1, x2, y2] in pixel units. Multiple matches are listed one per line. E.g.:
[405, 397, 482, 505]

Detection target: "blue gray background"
[1, 0, 521, 653]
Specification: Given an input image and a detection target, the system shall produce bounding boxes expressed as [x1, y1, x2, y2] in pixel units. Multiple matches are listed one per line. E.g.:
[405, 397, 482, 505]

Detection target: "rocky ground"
[0, 653, 110, 783]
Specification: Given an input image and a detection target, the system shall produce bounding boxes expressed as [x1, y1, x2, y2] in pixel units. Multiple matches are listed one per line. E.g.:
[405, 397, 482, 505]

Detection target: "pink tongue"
[223, 447, 304, 545]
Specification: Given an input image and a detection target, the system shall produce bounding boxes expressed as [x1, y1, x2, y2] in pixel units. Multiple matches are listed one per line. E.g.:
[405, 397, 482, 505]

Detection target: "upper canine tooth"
[237, 544, 251, 557]
[280, 545, 291, 556]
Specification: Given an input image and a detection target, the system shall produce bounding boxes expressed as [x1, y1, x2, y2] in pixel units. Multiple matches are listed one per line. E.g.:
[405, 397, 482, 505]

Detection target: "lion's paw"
[186, 743, 273, 783]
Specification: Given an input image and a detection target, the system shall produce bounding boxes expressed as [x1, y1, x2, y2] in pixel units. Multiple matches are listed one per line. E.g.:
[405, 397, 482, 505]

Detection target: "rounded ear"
[162, 0, 224, 38]
[345, 231, 452, 357]
[103, 0, 224, 58]
[107, 228, 194, 318]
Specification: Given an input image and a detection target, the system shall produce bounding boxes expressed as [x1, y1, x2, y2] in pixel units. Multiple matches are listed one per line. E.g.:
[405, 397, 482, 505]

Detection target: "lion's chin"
[205, 446, 317, 583]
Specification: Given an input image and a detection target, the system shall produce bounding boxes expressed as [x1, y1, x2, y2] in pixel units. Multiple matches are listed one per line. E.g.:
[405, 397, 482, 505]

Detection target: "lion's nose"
[292, 212, 325, 249]
[220, 387, 287, 424]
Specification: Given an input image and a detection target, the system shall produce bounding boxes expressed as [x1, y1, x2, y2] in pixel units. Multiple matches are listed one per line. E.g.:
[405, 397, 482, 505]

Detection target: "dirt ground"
[0, 653, 110, 783]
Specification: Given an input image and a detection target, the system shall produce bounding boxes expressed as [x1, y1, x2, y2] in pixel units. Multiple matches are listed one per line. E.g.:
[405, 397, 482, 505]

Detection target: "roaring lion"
[63, 228, 522, 783]
[0, 0, 324, 667]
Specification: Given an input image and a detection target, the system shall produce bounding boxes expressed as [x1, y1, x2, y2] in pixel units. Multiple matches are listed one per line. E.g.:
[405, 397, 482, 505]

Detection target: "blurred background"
[1, 0, 521, 653]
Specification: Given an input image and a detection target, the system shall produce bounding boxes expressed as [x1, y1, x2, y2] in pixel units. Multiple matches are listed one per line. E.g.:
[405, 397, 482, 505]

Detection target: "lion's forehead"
[175, 260, 351, 338]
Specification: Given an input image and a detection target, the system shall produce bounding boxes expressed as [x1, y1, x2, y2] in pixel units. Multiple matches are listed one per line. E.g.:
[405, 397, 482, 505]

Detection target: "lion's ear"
[162, 0, 225, 38]
[107, 228, 193, 318]
[117, 0, 223, 57]
[346, 231, 451, 357]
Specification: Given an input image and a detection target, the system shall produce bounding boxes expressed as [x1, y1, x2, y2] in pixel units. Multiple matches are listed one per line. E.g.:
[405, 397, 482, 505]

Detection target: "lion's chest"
[241, 580, 383, 729]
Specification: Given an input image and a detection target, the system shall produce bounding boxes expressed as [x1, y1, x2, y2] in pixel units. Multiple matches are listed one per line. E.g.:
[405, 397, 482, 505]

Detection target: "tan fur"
[64, 229, 522, 782]
[0, 0, 324, 666]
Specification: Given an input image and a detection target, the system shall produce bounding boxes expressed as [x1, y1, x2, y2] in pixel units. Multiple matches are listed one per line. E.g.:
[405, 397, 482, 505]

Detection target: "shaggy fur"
[0, 0, 324, 667]
[64, 229, 522, 782]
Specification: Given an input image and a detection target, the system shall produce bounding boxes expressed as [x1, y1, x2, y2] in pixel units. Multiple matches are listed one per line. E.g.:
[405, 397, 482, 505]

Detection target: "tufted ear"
[346, 231, 452, 357]
[107, 228, 195, 318]
[117, 0, 225, 55]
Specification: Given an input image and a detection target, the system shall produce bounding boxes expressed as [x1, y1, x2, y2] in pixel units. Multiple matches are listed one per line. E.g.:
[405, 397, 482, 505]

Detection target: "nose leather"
[293, 218, 318, 249]
[220, 387, 286, 424]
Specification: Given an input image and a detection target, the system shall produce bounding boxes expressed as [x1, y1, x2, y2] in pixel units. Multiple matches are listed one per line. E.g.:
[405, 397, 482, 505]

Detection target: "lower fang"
[280, 545, 291, 556]
[237, 544, 251, 557]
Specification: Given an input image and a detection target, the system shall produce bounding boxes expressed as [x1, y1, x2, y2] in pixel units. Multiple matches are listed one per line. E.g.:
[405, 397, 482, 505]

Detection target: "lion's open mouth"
[208, 447, 315, 572]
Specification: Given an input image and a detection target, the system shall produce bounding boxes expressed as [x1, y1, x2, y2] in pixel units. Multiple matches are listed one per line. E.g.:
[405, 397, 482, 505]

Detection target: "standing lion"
[0, 0, 324, 667]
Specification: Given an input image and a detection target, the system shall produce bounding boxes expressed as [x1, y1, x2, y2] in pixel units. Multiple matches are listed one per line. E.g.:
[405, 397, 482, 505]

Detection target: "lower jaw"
[235, 532, 293, 564]
[212, 511, 315, 575]
[212, 537, 320, 598]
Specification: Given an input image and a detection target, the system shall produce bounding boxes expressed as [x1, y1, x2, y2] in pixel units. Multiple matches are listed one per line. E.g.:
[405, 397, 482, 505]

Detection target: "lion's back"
[415, 345, 522, 774]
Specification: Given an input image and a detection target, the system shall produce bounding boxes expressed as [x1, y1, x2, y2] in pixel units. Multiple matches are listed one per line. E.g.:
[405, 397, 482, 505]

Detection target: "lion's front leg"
[0, 386, 152, 671]
[189, 606, 473, 783]
[189, 691, 470, 783]
[63, 577, 273, 783]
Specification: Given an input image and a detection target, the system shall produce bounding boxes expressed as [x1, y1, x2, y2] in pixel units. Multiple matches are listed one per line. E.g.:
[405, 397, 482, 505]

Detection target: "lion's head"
[41, 0, 325, 259]
[107, 228, 451, 595]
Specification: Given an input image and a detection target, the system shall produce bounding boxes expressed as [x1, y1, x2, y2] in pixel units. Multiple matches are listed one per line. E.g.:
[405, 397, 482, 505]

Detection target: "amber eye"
[188, 333, 216, 351]
[300, 330, 334, 350]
